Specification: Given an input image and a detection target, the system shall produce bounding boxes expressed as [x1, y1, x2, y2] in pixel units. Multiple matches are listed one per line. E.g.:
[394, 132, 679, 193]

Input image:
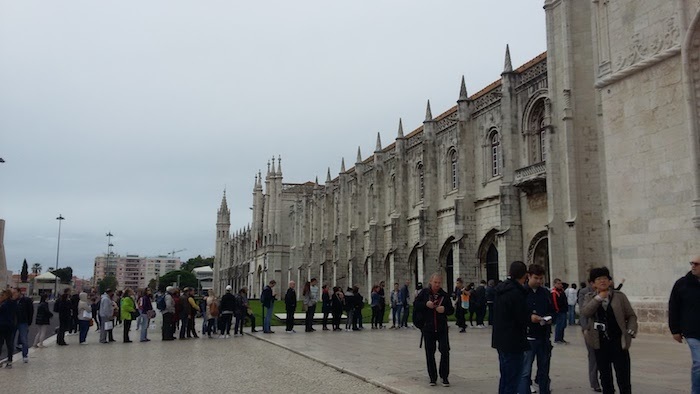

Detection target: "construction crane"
[167, 248, 186, 257]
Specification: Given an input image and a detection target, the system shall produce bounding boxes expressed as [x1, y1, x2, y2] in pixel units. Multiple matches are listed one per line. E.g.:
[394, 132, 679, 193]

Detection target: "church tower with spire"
[215, 190, 231, 292]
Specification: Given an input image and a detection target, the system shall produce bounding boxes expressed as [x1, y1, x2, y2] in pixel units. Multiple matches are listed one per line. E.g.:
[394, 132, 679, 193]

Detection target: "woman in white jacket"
[77, 292, 92, 344]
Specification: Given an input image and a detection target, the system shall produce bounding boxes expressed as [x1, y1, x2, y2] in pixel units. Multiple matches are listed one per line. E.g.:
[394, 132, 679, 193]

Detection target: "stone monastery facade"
[215, 0, 700, 332]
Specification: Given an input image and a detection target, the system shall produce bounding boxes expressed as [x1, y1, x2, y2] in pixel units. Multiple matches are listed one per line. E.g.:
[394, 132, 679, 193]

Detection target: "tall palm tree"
[31, 263, 42, 275]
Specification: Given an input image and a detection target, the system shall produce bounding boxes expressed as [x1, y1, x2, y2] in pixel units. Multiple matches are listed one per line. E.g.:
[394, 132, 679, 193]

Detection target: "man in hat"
[668, 256, 700, 394]
[162, 286, 176, 340]
[219, 285, 236, 338]
[581, 267, 637, 394]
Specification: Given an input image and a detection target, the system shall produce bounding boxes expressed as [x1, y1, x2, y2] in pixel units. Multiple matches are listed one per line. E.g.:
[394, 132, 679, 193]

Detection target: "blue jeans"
[554, 312, 567, 342]
[78, 320, 90, 343]
[16, 323, 29, 357]
[264, 305, 274, 332]
[392, 305, 403, 326]
[567, 307, 576, 325]
[139, 314, 150, 341]
[687, 337, 700, 394]
[519, 338, 551, 394]
[498, 350, 524, 394]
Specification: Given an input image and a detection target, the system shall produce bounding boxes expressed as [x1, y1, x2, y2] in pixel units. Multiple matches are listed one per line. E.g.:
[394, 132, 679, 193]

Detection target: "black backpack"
[412, 289, 426, 330]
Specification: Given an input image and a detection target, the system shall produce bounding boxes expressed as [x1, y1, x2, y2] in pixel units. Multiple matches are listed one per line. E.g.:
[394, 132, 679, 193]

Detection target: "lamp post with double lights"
[54, 214, 65, 297]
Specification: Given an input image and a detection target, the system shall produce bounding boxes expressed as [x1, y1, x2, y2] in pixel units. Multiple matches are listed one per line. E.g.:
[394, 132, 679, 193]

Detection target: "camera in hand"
[594, 322, 607, 332]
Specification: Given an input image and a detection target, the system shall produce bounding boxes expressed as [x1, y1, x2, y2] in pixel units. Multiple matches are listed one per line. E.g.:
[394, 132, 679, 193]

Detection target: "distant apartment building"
[93, 254, 180, 290]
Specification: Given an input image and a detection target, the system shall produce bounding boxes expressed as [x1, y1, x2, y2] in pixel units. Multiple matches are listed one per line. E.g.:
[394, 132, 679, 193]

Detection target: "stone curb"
[246, 332, 410, 394]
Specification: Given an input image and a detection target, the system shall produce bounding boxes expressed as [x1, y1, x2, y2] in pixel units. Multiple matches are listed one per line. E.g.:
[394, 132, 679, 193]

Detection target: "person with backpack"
[331, 286, 344, 331]
[234, 288, 250, 336]
[33, 293, 53, 348]
[205, 290, 218, 338]
[284, 281, 297, 333]
[352, 285, 364, 330]
[474, 280, 488, 328]
[138, 288, 154, 342]
[414, 273, 455, 387]
[344, 287, 355, 331]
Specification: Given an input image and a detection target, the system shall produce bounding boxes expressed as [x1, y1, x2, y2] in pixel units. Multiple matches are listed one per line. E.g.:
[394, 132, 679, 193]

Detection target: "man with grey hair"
[414, 273, 455, 387]
[285, 281, 297, 333]
[162, 286, 175, 341]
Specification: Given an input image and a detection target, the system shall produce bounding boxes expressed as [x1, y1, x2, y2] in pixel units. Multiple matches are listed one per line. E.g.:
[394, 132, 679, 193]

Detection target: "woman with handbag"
[139, 288, 155, 342]
[33, 293, 53, 348]
[77, 292, 92, 344]
[120, 288, 137, 343]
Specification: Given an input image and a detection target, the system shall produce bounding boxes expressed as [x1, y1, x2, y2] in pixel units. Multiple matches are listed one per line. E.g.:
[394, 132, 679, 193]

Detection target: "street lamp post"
[54, 214, 65, 297]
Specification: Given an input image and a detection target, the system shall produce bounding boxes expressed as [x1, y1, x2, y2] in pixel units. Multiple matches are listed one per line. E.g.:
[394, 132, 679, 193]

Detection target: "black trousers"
[423, 329, 450, 382]
[378, 304, 385, 327]
[286, 308, 295, 331]
[455, 305, 466, 328]
[246, 311, 256, 330]
[123, 319, 132, 342]
[162, 312, 173, 339]
[305, 304, 317, 331]
[322, 309, 330, 328]
[475, 305, 486, 326]
[220, 314, 233, 335]
[331, 309, 342, 329]
[0, 326, 14, 362]
[595, 339, 631, 394]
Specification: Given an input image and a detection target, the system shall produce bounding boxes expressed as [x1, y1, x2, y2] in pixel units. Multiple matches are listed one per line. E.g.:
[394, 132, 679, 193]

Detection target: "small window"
[417, 163, 425, 201]
[490, 132, 502, 177]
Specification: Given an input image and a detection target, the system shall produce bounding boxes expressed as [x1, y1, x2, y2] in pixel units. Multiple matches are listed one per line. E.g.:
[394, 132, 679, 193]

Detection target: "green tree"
[98, 275, 118, 293]
[147, 278, 157, 292]
[51, 266, 73, 284]
[20, 259, 29, 282]
[181, 255, 214, 272]
[159, 270, 197, 290]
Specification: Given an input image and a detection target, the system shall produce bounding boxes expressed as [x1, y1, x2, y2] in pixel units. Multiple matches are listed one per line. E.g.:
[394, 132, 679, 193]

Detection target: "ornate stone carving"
[597, 15, 681, 88]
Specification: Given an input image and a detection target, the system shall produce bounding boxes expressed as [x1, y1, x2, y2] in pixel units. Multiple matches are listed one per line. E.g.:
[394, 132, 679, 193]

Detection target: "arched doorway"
[528, 230, 550, 281]
[439, 238, 455, 290]
[478, 229, 499, 282]
[407, 246, 419, 288]
[486, 244, 499, 282]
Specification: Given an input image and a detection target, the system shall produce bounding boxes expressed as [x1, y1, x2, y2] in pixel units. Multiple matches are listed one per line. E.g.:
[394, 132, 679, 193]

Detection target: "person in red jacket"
[551, 279, 569, 344]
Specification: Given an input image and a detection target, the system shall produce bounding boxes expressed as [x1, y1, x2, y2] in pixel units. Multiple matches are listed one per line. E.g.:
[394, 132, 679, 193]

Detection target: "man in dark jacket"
[414, 273, 455, 387]
[14, 288, 34, 363]
[400, 280, 410, 328]
[669, 257, 700, 394]
[452, 278, 467, 332]
[551, 278, 569, 344]
[284, 281, 297, 333]
[520, 264, 554, 394]
[492, 261, 531, 394]
[474, 280, 487, 328]
[219, 285, 236, 338]
[261, 280, 276, 333]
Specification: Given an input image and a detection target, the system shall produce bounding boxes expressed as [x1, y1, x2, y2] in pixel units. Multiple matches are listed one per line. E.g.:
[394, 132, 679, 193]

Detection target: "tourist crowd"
[0, 257, 697, 394]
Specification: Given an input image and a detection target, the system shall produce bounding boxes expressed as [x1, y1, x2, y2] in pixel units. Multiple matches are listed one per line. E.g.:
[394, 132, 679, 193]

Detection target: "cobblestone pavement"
[0, 320, 388, 394]
[249, 323, 692, 394]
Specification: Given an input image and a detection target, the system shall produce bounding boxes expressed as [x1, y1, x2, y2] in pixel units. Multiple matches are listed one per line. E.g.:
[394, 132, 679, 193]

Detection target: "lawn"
[244, 300, 489, 326]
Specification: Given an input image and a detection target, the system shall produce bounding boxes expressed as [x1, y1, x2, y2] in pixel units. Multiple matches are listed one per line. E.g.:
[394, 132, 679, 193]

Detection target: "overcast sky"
[0, 1, 546, 279]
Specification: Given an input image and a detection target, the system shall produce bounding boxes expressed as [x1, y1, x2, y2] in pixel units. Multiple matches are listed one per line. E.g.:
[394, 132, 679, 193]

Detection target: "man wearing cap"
[219, 285, 236, 338]
[668, 256, 700, 394]
[162, 286, 175, 340]
[581, 267, 637, 394]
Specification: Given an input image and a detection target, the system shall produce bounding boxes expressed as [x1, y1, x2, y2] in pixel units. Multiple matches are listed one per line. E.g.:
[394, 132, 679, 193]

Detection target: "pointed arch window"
[417, 162, 425, 202]
[490, 131, 502, 177]
[448, 149, 458, 191]
[528, 99, 547, 163]
[389, 174, 396, 213]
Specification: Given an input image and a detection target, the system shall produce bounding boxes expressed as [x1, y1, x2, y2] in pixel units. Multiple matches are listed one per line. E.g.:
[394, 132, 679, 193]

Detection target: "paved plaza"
[0, 316, 692, 393]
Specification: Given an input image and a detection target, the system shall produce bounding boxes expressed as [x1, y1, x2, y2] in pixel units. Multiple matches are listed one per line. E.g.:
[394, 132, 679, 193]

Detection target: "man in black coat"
[669, 256, 700, 394]
[414, 273, 455, 387]
[284, 281, 297, 333]
[492, 261, 531, 394]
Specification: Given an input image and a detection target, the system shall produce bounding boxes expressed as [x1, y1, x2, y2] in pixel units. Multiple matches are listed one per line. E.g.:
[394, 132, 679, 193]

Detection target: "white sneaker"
[218, 335, 224, 339]
[225, 334, 230, 339]
[23, 357, 28, 363]
[531, 384, 538, 393]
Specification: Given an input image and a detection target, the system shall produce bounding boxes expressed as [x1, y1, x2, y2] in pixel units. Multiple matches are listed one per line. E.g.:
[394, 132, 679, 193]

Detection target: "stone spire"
[257, 170, 262, 187]
[266, 160, 270, 176]
[341, 157, 346, 173]
[315, 175, 319, 185]
[503, 44, 513, 73]
[425, 100, 433, 121]
[397, 118, 404, 138]
[270, 156, 276, 174]
[277, 156, 282, 176]
[375, 132, 382, 152]
[219, 189, 228, 213]
[326, 167, 331, 183]
[356, 146, 362, 163]
[459, 75, 468, 101]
